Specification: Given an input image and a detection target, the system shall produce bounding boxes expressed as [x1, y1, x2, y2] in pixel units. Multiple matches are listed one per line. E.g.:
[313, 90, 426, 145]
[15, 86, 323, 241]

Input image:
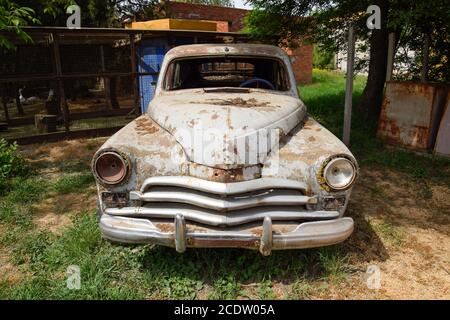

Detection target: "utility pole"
[386, 32, 395, 81]
[343, 24, 355, 147]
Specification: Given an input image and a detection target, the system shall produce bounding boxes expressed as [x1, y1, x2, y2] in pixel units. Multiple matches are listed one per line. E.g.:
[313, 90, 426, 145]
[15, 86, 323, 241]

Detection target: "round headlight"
[94, 151, 128, 185]
[323, 158, 356, 190]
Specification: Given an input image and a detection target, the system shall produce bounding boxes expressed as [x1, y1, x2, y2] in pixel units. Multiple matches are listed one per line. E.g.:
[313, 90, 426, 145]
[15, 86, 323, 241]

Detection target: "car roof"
[165, 43, 288, 59]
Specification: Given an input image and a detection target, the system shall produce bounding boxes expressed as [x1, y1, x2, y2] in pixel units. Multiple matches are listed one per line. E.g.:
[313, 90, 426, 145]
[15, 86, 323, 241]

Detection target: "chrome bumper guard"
[99, 214, 354, 256]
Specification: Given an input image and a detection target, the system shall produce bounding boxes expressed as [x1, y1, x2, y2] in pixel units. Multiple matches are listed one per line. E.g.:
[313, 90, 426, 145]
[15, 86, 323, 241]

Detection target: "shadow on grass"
[137, 210, 388, 299]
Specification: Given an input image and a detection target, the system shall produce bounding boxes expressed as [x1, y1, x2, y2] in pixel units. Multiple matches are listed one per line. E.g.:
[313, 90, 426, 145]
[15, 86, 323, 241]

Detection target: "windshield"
[163, 56, 290, 92]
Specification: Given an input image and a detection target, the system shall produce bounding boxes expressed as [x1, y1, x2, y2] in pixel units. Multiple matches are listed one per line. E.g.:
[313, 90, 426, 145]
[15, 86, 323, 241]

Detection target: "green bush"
[0, 139, 26, 193]
[313, 45, 335, 70]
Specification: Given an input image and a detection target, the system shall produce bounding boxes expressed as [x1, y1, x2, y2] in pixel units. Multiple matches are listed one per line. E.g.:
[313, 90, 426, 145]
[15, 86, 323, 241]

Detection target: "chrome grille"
[105, 176, 338, 226]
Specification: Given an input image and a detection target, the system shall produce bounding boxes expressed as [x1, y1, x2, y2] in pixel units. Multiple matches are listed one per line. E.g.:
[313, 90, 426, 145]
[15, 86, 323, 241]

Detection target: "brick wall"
[165, 1, 313, 84]
[285, 45, 313, 85]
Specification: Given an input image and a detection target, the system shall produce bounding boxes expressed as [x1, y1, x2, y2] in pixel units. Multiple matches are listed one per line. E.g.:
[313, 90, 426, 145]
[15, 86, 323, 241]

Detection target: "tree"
[0, 0, 39, 50]
[313, 45, 334, 70]
[245, 0, 450, 122]
[15, 0, 119, 27]
[171, 0, 234, 7]
[116, 0, 164, 21]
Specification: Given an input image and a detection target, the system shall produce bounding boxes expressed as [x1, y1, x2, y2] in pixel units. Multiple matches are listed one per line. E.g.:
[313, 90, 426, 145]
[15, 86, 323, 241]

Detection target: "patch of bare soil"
[19, 137, 106, 168]
[20, 138, 104, 233]
[33, 191, 97, 233]
[0, 225, 26, 286]
[311, 168, 450, 299]
[0, 252, 25, 286]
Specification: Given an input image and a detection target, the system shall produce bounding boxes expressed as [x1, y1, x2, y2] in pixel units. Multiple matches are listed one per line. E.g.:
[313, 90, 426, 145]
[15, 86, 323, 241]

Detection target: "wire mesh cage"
[0, 31, 139, 142]
[0, 27, 247, 143]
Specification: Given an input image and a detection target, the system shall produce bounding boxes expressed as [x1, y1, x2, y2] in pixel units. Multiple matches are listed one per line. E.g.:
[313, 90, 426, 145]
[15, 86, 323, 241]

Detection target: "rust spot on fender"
[135, 117, 159, 135]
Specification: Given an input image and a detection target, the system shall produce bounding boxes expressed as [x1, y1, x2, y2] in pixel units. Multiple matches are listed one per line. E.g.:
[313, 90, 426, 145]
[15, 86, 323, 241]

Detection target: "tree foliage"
[116, 0, 161, 21]
[245, 0, 450, 121]
[245, 0, 450, 81]
[15, 0, 121, 27]
[1, 1, 164, 36]
[0, 0, 40, 49]
[171, 0, 234, 8]
[313, 45, 334, 70]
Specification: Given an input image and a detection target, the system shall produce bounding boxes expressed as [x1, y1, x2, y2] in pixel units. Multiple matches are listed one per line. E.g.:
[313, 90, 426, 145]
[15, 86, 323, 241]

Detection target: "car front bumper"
[99, 213, 354, 256]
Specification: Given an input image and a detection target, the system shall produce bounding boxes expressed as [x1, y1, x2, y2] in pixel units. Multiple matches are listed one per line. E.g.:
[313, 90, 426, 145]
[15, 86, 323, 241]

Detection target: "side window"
[164, 63, 174, 90]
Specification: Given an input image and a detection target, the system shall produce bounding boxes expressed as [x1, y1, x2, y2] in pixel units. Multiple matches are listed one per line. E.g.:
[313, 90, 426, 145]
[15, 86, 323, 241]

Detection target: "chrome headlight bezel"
[321, 157, 357, 191]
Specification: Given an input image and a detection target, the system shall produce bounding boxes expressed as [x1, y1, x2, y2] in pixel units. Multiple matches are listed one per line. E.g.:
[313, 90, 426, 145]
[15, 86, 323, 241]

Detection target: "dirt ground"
[327, 169, 450, 299]
[9, 138, 450, 299]
[19, 139, 103, 231]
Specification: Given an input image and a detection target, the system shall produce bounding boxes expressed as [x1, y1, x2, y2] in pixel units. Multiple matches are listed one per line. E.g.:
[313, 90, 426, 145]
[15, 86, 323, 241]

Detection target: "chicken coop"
[0, 26, 246, 144]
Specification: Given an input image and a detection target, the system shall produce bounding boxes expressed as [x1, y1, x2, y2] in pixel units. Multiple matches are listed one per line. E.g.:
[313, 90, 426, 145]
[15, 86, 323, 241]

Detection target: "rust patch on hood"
[193, 98, 275, 108]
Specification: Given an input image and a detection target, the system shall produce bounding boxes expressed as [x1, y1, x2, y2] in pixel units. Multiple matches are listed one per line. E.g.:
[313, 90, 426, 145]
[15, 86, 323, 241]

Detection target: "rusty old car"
[92, 44, 358, 255]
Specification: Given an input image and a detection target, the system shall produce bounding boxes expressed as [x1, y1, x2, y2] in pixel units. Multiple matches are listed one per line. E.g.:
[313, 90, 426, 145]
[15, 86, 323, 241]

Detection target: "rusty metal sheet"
[434, 94, 450, 157]
[378, 81, 448, 151]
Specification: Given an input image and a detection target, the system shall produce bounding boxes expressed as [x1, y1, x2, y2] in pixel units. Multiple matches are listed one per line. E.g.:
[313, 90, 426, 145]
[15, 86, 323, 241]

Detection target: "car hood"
[148, 90, 306, 168]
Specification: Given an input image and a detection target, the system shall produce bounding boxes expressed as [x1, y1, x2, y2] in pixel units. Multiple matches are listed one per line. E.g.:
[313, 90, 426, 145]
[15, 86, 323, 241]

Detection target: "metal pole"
[129, 34, 140, 115]
[1, 84, 10, 122]
[343, 24, 355, 146]
[100, 45, 111, 109]
[52, 33, 70, 132]
[386, 32, 395, 81]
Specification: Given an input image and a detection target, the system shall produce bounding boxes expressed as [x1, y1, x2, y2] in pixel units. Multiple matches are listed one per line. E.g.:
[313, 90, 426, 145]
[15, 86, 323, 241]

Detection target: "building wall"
[166, 2, 248, 32]
[282, 45, 312, 85]
[165, 1, 313, 84]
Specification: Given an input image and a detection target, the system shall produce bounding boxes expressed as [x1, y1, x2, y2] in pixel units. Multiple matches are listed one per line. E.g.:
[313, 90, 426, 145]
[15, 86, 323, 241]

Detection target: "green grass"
[0, 208, 351, 299]
[1, 69, 449, 300]
[289, 280, 312, 300]
[370, 220, 406, 247]
[0, 170, 351, 299]
[52, 173, 95, 194]
[0, 176, 48, 230]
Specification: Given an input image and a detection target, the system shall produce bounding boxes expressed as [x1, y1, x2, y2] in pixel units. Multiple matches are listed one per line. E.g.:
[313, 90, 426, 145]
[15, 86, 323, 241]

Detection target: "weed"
[12, 230, 53, 266]
[289, 280, 312, 300]
[209, 275, 242, 300]
[257, 279, 276, 299]
[317, 246, 349, 283]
